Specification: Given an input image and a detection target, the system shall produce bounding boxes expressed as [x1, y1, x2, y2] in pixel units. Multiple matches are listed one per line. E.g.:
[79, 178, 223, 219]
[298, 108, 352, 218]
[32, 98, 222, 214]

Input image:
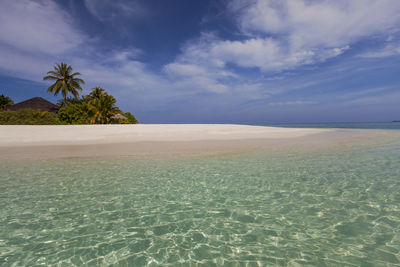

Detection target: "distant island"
[393, 120, 400, 122]
[0, 63, 138, 125]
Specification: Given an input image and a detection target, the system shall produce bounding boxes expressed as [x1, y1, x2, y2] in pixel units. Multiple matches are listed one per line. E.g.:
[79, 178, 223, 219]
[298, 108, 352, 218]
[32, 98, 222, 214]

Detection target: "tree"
[56, 96, 83, 107]
[122, 112, 138, 124]
[43, 63, 85, 103]
[57, 101, 94, 124]
[54, 87, 138, 125]
[87, 87, 120, 124]
[89, 86, 105, 99]
[0, 94, 14, 110]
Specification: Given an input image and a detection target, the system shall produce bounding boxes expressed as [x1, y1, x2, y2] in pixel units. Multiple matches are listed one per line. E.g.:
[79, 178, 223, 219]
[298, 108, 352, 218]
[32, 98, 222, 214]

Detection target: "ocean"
[266, 121, 400, 130]
[1, 123, 399, 266]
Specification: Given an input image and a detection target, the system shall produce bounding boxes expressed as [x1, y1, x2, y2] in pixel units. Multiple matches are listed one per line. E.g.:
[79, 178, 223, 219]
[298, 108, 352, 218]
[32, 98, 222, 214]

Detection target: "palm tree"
[89, 87, 106, 99]
[88, 87, 120, 124]
[43, 63, 85, 104]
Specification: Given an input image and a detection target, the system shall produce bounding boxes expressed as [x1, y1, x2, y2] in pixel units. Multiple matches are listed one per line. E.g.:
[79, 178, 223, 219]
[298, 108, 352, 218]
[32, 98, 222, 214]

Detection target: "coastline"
[0, 124, 397, 160]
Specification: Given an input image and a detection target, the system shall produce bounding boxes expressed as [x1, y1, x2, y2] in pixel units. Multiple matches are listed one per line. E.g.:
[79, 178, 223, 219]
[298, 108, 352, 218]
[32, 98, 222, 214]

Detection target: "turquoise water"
[266, 122, 400, 130]
[1, 139, 400, 266]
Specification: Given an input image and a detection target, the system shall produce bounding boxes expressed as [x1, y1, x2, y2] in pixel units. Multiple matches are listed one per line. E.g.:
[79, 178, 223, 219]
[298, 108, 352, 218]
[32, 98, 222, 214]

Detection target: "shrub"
[57, 103, 92, 124]
[0, 94, 13, 110]
[0, 109, 61, 125]
[123, 112, 139, 124]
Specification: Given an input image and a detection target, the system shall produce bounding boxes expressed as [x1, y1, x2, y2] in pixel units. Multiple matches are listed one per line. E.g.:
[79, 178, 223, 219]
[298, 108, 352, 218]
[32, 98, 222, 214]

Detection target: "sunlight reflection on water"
[1, 138, 400, 266]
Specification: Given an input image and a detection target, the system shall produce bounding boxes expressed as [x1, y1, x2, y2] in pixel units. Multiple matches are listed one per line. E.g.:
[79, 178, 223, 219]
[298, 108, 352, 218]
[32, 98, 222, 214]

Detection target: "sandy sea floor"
[1, 126, 400, 265]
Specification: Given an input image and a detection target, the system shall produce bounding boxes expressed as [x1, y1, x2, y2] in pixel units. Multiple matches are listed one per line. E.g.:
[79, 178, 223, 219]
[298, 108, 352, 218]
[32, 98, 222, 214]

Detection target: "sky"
[0, 0, 399, 124]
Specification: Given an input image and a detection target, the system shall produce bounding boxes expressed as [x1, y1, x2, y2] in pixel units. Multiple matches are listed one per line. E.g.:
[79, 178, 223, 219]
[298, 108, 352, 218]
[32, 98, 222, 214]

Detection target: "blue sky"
[0, 0, 399, 123]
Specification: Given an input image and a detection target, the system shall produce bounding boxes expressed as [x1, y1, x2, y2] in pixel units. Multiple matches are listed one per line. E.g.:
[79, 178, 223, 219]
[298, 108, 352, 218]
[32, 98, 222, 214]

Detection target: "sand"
[0, 124, 328, 146]
[0, 124, 396, 160]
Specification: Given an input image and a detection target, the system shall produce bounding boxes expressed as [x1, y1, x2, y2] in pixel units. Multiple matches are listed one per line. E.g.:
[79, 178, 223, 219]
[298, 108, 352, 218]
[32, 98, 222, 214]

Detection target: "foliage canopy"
[43, 63, 85, 102]
[56, 87, 138, 125]
[0, 94, 14, 109]
[0, 109, 61, 125]
[0, 63, 138, 125]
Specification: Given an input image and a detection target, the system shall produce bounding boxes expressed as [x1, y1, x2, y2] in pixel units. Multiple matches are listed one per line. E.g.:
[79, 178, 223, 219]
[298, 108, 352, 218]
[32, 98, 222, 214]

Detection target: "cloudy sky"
[0, 0, 399, 123]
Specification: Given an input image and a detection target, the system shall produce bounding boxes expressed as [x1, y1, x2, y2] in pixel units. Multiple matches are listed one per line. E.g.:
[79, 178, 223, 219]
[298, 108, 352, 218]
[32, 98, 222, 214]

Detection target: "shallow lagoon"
[1, 138, 400, 266]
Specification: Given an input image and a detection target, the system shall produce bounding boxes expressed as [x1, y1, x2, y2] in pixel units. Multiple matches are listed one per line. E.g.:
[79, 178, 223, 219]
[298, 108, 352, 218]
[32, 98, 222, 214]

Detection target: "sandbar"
[0, 124, 397, 160]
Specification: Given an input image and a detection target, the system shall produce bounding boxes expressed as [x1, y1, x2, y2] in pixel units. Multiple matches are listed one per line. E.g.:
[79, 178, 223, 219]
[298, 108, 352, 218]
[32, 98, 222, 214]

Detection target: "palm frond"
[73, 78, 85, 85]
[43, 75, 59, 81]
[70, 81, 83, 91]
[43, 62, 85, 101]
[46, 70, 62, 76]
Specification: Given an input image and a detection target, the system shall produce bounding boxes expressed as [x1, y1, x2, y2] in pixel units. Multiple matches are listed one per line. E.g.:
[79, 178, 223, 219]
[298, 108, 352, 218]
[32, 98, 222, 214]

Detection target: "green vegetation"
[0, 94, 13, 110]
[0, 63, 138, 125]
[0, 109, 61, 125]
[57, 102, 91, 124]
[56, 87, 138, 124]
[88, 87, 120, 124]
[43, 63, 85, 103]
[122, 112, 139, 124]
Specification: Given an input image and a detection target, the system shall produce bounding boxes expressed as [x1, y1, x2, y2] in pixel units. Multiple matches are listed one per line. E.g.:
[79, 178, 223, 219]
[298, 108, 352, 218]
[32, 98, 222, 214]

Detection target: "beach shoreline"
[0, 124, 397, 160]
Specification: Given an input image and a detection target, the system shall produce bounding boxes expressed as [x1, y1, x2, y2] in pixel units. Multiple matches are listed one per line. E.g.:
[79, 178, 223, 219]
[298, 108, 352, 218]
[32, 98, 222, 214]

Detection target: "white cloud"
[358, 42, 400, 58]
[0, 0, 85, 55]
[230, 0, 400, 48]
[169, 0, 400, 75]
[84, 0, 148, 21]
[0, 0, 179, 113]
[158, 0, 400, 101]
[172, 76, 229, 94]
[209, 38, 349, 71]
[343, 91, 400, 105]
[103, 48, 143, 64]
[211, 38, 283, 70]
[267, 101, 317, 106]
[1, 0, 399, 122]
[0, 0, 229, 101]
[163, 39, 239, 94]
[0, 47, 52, 81]
[340, 86, 396, 99]
[163, 63, 208, 77]
[266, 76, 285, 81]
[163, 63, 231, 93]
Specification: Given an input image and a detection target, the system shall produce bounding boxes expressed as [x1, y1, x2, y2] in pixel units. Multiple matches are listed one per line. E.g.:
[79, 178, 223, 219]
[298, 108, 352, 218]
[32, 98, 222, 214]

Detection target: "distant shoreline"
[0, 124, 397, 161]
[260, 121, 400, 130]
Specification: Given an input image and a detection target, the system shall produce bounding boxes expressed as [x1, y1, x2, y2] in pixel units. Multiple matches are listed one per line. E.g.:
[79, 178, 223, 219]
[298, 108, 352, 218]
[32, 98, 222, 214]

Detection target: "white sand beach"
[0, 124, 395, 160]
[0, 124, 328, 146]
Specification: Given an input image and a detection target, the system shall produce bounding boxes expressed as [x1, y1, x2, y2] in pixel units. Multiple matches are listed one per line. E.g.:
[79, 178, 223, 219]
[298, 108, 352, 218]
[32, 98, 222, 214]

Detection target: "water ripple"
[1, 141, 400, 265]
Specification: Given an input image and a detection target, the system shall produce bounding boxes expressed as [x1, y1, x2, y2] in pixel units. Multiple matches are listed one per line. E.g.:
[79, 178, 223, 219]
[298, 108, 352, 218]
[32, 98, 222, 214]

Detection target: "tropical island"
[0, 63, 138, 125]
